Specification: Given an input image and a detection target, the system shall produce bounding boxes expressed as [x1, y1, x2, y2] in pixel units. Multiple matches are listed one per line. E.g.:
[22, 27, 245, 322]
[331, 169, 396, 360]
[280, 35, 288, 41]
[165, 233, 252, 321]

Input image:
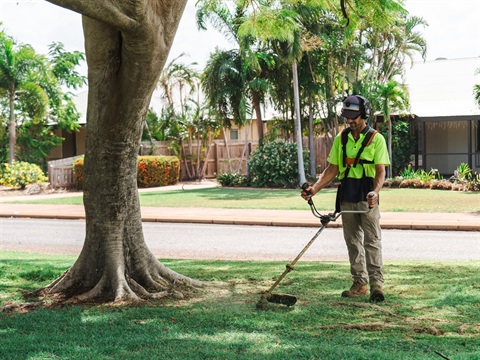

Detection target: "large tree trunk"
[40, 0, 203, 303]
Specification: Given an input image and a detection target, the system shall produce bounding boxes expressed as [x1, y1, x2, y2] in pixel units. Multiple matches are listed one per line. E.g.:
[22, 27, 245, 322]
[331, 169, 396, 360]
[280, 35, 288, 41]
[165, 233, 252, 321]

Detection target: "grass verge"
[9, 187, 480, 212]
[1, 251, 479, 359]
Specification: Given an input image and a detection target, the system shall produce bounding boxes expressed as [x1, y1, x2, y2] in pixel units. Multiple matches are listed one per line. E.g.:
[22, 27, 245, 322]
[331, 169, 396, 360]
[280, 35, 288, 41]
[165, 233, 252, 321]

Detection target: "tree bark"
[308, 93, 315, 178]
[292, 61, 306, 187]
[8, 89, 15, 164]
[252, 92, 264, 142]
[40, 0, 203, 303]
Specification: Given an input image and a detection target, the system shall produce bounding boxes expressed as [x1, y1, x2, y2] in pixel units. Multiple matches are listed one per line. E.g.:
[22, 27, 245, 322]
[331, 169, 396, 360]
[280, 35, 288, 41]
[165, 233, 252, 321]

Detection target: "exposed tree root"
[25, 258, 212, 306]
[5, 274, 215, 313]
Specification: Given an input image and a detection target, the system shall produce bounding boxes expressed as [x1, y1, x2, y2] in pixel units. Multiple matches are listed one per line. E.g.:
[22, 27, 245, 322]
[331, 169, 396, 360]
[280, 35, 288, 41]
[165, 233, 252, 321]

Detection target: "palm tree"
[197, 0, 271, 141]
[475, 84, 480, 108]
[202, 48, 247, 172]
[185, 97, 220, 179]
[0, 32, 49, 163]
[474, 68, 480, 108]
[157, 54, 200, 179]
[157, 53, 198, 114]
[363, 15, 427, 87]
[355, 13, 426, 178]
[377, 80, 409, 178]
[238, 1, 321, 186]
[202, 49, 247, 128]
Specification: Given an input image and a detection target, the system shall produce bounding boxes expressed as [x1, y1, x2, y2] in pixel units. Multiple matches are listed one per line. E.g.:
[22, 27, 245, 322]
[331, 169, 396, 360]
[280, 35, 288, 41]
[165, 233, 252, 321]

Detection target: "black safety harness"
[335, 125, 377, 213]
[341, 125, 377, 172]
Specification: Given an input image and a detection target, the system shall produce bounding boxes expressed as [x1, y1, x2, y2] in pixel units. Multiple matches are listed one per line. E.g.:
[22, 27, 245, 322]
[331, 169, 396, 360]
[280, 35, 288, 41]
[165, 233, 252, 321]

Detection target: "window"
[476, 120, 480, 152]
[230, 129, 239, 140]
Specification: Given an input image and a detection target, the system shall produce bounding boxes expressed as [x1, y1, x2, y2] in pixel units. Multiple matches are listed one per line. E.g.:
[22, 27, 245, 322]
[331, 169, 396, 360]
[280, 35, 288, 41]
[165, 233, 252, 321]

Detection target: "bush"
[386, 163, 480, 191]
[248, 140, 309, 188]
[73, 156, 180, 189]
[0, 161, 48, 189]
[380, 120, 415, 176]
[451, 162, 480, 191]
[429, 180, 453, 190]
[137, 156, 180, 188]
[217, 172, 250, 187]
[73, 157, 84, 189]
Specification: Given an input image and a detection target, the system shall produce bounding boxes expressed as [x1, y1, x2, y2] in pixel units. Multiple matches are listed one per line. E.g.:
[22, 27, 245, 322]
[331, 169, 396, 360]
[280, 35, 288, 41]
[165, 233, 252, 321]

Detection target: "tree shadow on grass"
[1, 259, 480, 359]
[0, 258, 71, 296]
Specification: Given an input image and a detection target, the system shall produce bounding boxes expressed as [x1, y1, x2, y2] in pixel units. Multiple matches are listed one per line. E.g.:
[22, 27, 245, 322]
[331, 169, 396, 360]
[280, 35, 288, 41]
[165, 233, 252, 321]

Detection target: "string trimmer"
[256, 192, 372, 310]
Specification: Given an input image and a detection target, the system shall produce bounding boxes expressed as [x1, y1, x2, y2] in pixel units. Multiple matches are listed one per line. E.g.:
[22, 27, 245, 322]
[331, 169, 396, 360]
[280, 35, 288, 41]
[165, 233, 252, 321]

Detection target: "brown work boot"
[341, 281, 368, 298]
[370, 285, 385, 303]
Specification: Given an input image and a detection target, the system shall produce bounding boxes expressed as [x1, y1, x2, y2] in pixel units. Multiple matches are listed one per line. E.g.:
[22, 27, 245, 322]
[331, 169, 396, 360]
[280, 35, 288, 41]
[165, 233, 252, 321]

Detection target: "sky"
[0, 0, 231, 75]
[1, 0, 479, 70]
[404, 0, 480, 62]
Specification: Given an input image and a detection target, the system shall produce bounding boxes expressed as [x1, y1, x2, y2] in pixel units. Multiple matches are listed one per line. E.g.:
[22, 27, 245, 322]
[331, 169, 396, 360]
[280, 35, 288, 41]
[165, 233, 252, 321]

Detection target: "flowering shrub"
[248, 140, 309, 188]
[73, 156, 180, 189]
[73, 157, 85, 189]
[0, 161, 48, 189]
[137, 156, 180, 188]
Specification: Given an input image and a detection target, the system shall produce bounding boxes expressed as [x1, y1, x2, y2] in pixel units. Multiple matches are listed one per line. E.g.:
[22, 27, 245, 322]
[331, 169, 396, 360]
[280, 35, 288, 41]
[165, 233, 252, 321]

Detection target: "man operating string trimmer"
[302, 95, 390, 303]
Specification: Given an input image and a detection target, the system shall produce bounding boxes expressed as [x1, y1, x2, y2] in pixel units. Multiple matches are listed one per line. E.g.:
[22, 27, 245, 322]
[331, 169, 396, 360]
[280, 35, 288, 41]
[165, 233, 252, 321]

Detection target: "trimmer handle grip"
[367, 192, 375, 209]
[301, 182, 314, 207]
[301, 182, 311, 195]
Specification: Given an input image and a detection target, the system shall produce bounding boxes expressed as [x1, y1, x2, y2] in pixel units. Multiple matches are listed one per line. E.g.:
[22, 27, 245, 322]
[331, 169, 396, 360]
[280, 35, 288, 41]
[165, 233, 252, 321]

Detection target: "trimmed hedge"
[73, 156, 180, 189]
[137, 156, 180, 188]
[73, 157, 84, 189]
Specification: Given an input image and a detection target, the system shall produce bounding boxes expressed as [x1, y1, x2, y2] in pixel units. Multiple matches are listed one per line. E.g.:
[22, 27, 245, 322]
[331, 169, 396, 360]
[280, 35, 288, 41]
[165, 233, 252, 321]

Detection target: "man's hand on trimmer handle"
[367, 191, 378, 208]
[301, 182, 315, 201]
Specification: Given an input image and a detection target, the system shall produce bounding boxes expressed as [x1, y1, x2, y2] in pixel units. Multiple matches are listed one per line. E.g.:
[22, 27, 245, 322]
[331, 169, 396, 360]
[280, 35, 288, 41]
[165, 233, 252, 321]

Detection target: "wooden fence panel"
[47, 139, 331, 187]
[48, 155, 83, 188]
[315, 136, 332, 174]
[141, 139, 331, 180]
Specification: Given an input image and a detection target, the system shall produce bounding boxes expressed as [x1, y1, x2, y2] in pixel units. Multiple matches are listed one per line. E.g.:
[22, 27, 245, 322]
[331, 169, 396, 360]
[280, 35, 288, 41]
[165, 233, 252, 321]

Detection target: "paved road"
[1, 218, 478, 261]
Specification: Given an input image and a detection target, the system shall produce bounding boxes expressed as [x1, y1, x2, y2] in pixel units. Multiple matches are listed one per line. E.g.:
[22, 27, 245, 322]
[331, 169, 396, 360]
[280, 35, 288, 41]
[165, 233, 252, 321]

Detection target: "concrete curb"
[0, 203, 478, 231]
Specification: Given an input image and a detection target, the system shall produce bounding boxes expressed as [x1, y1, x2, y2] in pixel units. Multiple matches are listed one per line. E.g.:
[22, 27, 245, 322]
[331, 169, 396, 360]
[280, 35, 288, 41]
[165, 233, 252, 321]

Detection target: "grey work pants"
[341, 201, 383, 287]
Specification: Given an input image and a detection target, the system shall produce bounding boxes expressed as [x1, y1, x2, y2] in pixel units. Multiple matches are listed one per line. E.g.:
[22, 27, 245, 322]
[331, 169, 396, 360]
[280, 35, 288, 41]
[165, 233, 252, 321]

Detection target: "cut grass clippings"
[8, 187, 480, 213]
[1, 251, 479, 359]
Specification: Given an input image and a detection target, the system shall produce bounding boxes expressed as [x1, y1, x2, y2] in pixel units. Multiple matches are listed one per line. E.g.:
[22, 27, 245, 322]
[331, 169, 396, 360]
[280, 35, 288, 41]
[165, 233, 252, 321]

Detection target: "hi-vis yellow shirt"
[327, 127, 390, 180]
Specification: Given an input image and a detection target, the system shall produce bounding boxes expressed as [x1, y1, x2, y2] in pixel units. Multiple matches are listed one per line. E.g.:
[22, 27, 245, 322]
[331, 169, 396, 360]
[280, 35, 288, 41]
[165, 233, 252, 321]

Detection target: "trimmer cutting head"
[256, 293, 297, 310]
[255, 196, 371, 310]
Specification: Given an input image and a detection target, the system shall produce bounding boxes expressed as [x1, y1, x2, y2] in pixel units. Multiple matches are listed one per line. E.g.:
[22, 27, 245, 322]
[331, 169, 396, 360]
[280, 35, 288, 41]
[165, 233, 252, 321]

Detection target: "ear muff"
[355, 95, 371, 119]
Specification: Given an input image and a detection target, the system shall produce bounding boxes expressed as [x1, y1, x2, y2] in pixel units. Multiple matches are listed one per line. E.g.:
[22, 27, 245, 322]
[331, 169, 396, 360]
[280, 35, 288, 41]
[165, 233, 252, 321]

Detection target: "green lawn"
[1, 251, 479, 359]
[12, 187, 480, 213]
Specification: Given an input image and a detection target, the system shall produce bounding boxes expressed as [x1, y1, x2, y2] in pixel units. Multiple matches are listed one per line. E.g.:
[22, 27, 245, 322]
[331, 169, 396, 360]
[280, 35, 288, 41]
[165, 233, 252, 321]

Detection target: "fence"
[139, 140, 259, 180]
[47, 138, 332, 187]
[140, 138, 332, 180]
[47, 155, 83, 188]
